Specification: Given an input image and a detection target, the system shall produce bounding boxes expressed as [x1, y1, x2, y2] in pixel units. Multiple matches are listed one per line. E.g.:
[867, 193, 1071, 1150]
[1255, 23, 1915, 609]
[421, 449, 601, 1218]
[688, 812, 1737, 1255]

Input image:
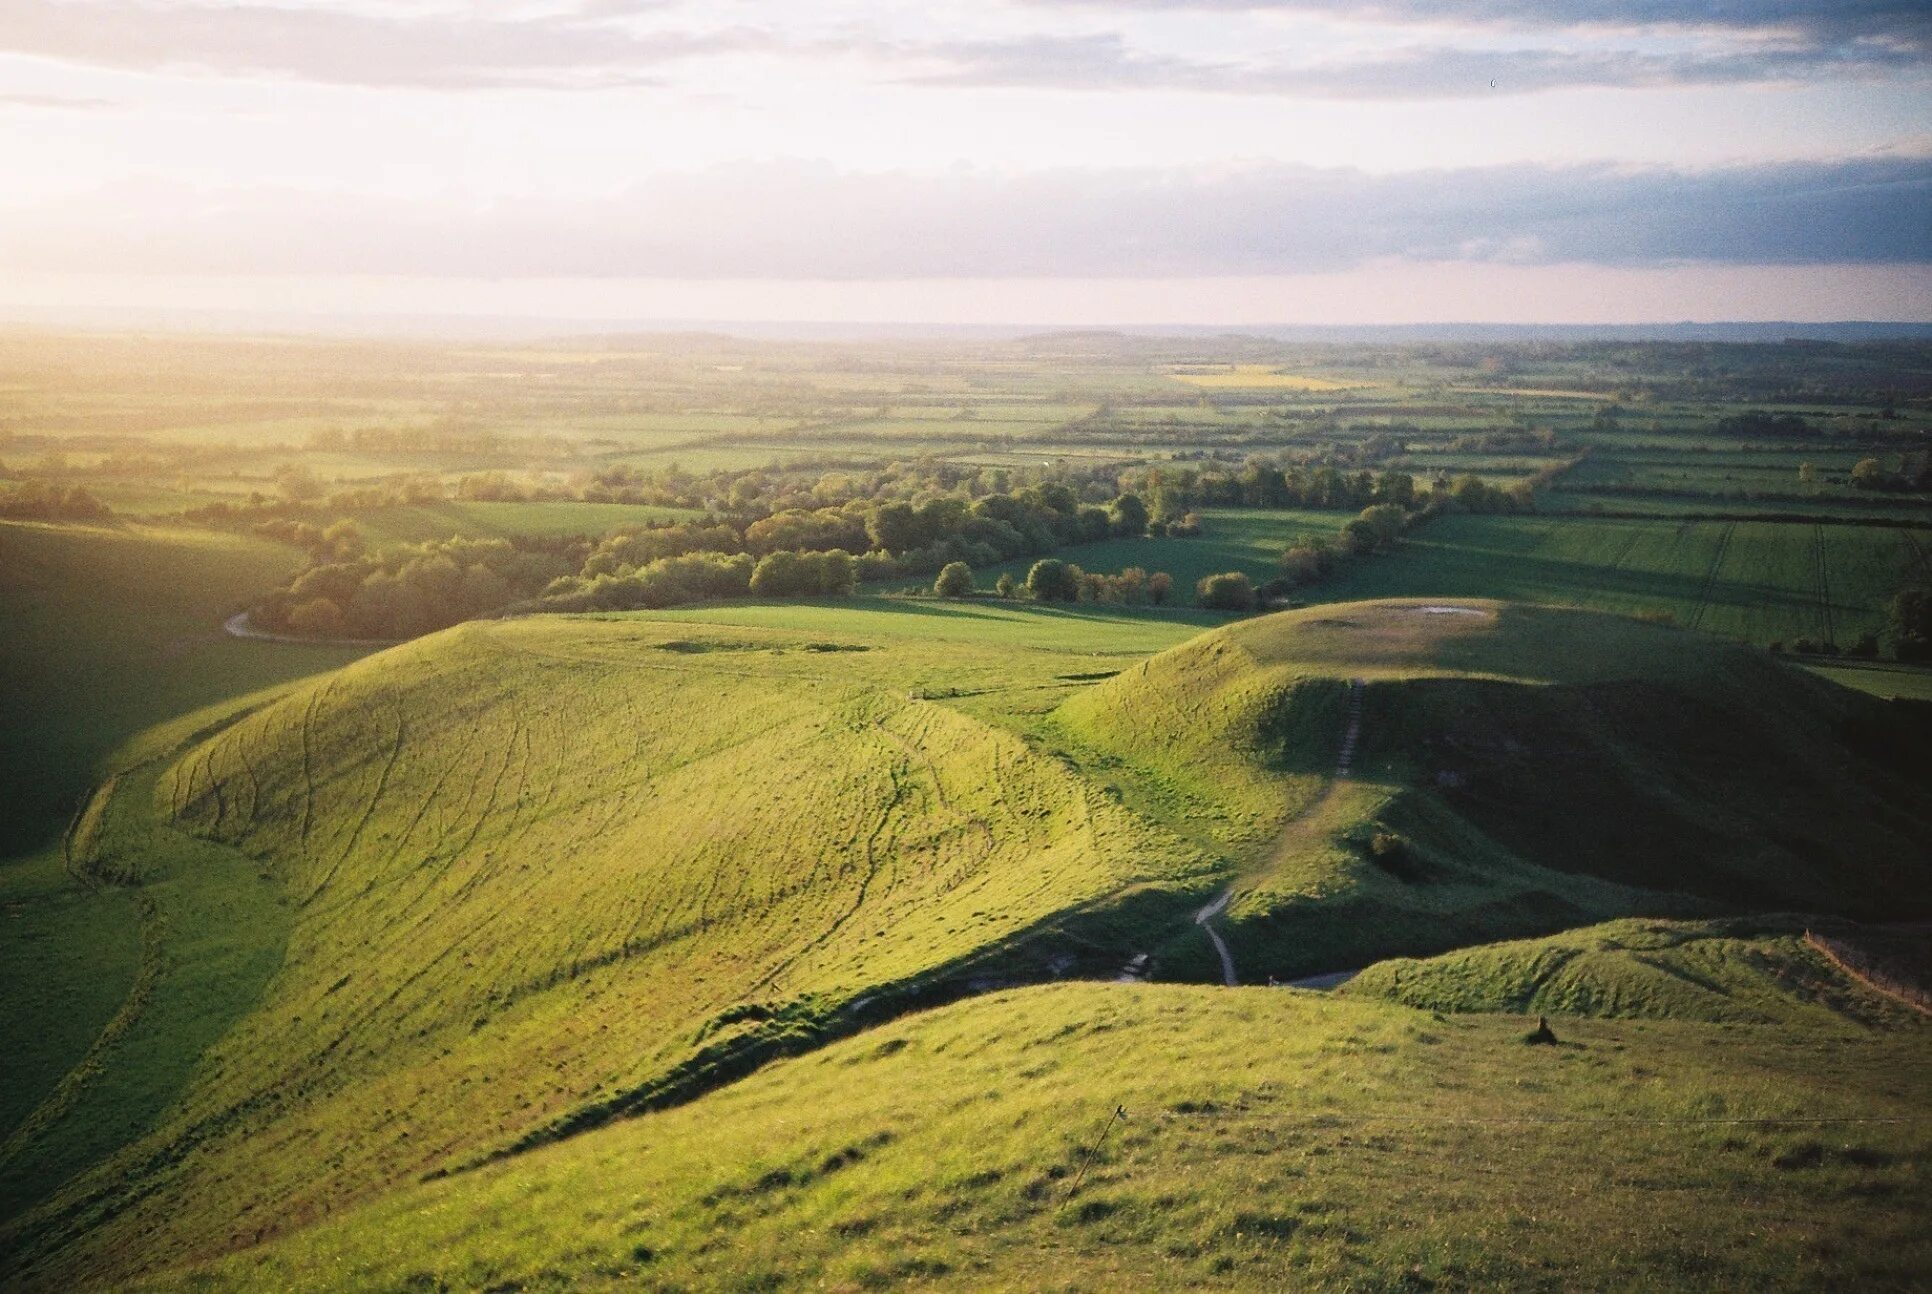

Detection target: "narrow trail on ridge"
[1120, 678, 1366, 988]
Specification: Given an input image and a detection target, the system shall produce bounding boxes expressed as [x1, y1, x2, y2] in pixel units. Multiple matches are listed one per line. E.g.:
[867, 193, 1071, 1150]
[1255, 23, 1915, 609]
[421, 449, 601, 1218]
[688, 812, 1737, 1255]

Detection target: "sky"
[0, 0, 1928, 327]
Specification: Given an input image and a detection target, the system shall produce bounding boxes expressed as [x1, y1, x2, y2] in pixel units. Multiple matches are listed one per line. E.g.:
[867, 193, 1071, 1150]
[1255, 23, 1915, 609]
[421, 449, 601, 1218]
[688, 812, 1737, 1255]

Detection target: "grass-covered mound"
[150, 982, 1931, 1292]
[1059, 600, 1932, 980]
[1343, 916, 1926, 1027]
[5, 611, 1211, 1288]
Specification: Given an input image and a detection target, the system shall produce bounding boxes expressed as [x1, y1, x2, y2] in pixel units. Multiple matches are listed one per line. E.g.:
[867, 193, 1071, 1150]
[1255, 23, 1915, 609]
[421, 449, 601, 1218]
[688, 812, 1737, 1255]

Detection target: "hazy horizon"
[2, 0, 1927, 324]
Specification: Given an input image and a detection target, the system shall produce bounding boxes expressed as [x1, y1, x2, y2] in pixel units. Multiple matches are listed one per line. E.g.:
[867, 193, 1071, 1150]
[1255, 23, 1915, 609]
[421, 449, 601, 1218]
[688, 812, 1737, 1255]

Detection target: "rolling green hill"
[1057, 600, 1932, 981]
[3, 608, 1215, 1287]
[146, 981, 1931, 1292]
[8, 596, 1931, 1288]
[1342, 916, 1925, 1027]
[0, 520, 373, 1218]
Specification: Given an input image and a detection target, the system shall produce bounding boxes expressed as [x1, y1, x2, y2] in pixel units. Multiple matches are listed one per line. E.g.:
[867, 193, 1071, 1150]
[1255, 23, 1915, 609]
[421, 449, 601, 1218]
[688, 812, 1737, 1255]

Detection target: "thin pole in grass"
[1062, 1105, 1127, 1204]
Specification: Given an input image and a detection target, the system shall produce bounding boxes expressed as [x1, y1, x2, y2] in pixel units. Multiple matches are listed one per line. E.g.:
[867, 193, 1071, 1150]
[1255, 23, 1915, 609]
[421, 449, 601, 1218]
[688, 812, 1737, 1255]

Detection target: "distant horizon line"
[4, 306, 1932, 346]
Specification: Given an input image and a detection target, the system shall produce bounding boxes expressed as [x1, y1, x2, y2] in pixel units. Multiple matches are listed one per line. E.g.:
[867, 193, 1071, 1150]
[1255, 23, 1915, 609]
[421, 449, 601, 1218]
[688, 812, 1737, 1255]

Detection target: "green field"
[3, 331, 1930, 1290]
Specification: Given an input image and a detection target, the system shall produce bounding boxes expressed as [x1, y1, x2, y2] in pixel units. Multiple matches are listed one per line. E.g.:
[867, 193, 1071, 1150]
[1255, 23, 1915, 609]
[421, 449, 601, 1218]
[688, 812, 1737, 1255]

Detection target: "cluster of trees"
[1850, 455, 1932, 493]
[1446, 427, 1560, 453]
[0, 480, 113, 521]
[248, 535, 586, 640]
[1007, 559, 1175, 606]
[1119, 462, 1419, 515]
[249, 517, 365, 563]
[534, 553, 759, 614]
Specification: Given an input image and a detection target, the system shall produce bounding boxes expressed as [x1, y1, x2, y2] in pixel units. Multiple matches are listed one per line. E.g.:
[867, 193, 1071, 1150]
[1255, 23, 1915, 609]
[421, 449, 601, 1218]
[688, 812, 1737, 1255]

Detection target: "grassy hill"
[4, 607, 1217, 1287]
[9, 595, 1931, 1287]
[1342, 916, 1926, 1027]
[146, 981, 1931, 1292]
[0, 521, 373, 1221]
[1057, 600, 1932, 981]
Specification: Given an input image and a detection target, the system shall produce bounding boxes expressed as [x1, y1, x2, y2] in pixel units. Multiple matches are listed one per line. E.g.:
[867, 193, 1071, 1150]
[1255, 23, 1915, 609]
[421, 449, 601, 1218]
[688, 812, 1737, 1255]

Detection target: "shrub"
[1196, 571, 1256, 611]
[1025, 558, 1080, 602]
[934, 561, 974, 598]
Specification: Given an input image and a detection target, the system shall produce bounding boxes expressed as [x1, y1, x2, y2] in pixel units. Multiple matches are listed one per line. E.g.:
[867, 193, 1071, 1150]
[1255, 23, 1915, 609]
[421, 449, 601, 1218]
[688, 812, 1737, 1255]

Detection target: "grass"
[0, 520, 372, 855]
[1342, 916, 1923, 1027]
[1056, 601, 1932, 981]
[1170, 365, 1361, 390]
[1091, 512, 1917, 649]
[5, 609, 1223, 1286]
[976, 508, 1355, 593]
[0, 522, 376, 1266]
[1804, 659, 1932, 701]
[145, 981, 1932, 1292]
[975, 510, 1917, 651]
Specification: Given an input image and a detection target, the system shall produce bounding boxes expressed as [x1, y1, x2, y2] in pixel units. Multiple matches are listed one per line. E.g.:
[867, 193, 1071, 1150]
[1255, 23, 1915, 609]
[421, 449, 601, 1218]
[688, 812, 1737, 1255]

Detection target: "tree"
[1146, 571, 1173, 605]
[814, 548, 857, 595]
[1195, 571, 1256, 611]
[1797, 462, 1817, 488]
[749, 550, 805, 596]
[285, 596, 346, 638]
[1851, 458, 1893, 491]
[1357, 503, 1406, 550]
[1025, 558, 1079, 602]
[1107, 491, 1150, 537]
[865, 501, 922, 553]
[994, 571, 1017, 598]
[934, 561, 974, 598]
[1340, 518, 1379, 556]
[1890, 586, 1932, 660]
[274, 463, 324, 502]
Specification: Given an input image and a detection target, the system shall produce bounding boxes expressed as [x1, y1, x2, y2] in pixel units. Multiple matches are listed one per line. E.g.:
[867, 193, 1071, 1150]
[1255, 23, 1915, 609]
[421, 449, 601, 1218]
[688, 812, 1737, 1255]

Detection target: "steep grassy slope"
[0, 519, 368, 854]
[1343, 917, 1925, 1027]
[149, 982, 1932, 1292]
[1058, 600, 1932, 980]
[5, 611, 1211, 1287]
[0, 521, 370, 1218]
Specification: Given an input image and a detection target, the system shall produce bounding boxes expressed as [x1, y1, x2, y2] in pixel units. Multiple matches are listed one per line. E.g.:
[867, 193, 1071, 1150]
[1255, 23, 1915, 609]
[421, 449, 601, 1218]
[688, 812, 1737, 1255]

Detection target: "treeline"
[1116, 462, 1535, 517]
[249, 534, 588, 640]
[931, 559, 1176, 606]
[246, 481, 1175, 637]
[0, 480, 114, 521]
[534, 483, 1155, 612]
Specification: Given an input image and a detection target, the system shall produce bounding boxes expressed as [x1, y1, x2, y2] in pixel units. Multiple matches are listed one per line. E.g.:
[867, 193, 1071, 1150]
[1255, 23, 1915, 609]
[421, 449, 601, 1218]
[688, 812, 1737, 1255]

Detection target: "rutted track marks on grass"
[1687, 521, 1737, 632]
[41, 619, 1206, 1286]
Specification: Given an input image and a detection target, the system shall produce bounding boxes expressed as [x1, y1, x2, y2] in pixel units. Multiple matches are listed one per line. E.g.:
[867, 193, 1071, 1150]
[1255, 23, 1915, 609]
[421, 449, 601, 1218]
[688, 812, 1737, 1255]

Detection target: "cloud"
[0, 0, 769, 90]
[898, 31, 1925, 97]
[3, 156, 1925, 279]
[0, 92, 116, 110]
[1029, 0, 1932, 48]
